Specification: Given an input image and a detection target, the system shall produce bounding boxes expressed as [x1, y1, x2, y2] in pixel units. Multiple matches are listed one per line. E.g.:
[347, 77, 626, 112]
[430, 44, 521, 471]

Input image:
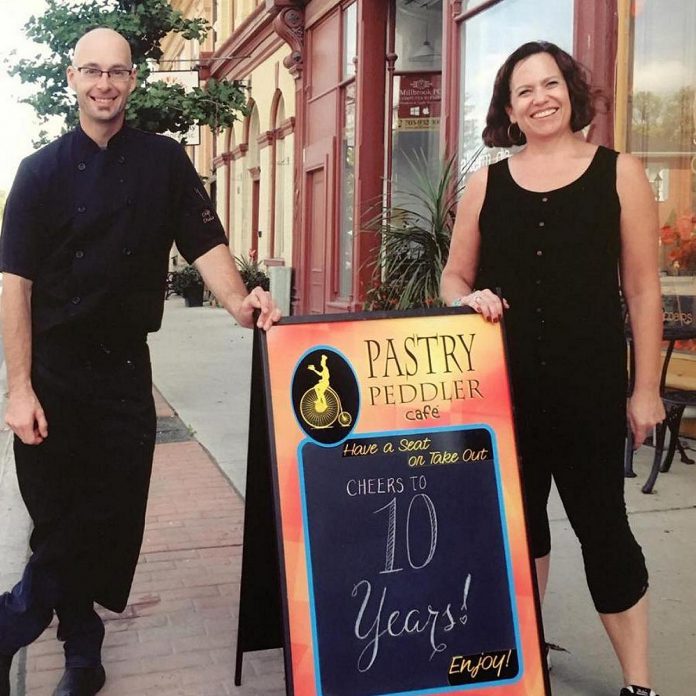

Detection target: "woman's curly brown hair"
[482, 41, 605, 148]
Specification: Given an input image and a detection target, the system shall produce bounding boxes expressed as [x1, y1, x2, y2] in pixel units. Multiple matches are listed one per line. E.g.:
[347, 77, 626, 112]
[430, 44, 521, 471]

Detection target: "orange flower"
[660, 225, 676, 244]
[676, 215, 693, 240]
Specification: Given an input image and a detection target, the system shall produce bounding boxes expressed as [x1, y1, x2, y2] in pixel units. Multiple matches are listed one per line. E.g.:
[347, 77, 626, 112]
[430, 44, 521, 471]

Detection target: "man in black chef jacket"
[0, 27, 280, 696]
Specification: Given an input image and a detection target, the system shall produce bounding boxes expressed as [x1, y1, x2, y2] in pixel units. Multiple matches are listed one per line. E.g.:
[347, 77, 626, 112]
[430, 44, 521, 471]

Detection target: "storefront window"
[338, 4, 357, 300]
[391, 0, 443, 197]
[628, 0, 695, 284]
[339, 82, 356, 298]
[628, 0, 695, 352]
[458, 0, 573, 174]
[343, 2, 357, 78]
[273, 95, 286, 258]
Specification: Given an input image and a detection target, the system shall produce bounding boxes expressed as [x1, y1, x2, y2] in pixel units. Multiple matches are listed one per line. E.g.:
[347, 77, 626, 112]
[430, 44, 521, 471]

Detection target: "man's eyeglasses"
[73, 66, 134, 82]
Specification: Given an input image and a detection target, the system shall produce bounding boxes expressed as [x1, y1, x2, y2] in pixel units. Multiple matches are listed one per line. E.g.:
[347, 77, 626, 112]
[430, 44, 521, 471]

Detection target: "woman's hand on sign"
[440, 170, 509, 323]
[628, 389, 665, 449]
[464, 289, 509, 322]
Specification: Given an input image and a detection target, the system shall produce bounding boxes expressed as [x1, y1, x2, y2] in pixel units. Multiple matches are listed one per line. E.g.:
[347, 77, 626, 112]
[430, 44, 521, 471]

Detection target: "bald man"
[0, 27, 279, 696]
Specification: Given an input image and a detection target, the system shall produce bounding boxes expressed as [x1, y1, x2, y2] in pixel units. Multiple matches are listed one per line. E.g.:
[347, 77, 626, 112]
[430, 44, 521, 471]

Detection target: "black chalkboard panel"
[300, 427, 518, 695]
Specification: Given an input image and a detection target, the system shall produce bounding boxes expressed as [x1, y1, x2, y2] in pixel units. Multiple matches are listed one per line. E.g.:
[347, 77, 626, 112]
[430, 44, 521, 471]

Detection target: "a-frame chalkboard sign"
[235, 309, 551, 696]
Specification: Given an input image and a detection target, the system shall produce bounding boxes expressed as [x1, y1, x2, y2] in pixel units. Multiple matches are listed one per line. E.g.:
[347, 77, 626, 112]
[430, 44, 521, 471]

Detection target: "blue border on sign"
[296, 423, 524, 696]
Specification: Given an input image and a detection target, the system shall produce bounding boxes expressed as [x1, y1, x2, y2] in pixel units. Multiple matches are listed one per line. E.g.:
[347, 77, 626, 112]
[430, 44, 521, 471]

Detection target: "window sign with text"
[397, 73, 441, 132]
[262, 310, 550, 696]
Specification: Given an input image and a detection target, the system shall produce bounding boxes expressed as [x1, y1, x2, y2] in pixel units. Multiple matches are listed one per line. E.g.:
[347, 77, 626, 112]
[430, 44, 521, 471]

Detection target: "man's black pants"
[0, 330, 156, 664]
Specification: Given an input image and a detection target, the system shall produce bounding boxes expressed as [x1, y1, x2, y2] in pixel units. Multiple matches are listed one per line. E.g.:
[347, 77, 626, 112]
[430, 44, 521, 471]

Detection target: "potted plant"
[662, 212, 696, 275]
[235, 249, 270, 292]
[364, 151, 472, 311]
[170, 264, 205, 307]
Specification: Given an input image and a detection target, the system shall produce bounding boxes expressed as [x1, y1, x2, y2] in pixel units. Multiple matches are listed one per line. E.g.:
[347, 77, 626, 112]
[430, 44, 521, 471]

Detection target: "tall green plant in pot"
[364, 151, 472, 311]
[171, 264, 205, 307]
[235, 251, 270, 292]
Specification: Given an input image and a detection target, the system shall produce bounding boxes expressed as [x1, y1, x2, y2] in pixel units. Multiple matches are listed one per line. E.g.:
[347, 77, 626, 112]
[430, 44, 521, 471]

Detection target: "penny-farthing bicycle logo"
[292, 347, 359, 445]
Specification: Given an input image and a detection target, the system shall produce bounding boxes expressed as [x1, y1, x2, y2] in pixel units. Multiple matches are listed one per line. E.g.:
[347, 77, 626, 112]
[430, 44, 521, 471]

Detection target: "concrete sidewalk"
[0, 296, 693, 695]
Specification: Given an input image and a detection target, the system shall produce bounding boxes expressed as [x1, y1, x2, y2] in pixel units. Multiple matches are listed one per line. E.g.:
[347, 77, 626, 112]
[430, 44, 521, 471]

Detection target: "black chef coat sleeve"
[172, 143, 228, 264]
[0, 159, 44, 281]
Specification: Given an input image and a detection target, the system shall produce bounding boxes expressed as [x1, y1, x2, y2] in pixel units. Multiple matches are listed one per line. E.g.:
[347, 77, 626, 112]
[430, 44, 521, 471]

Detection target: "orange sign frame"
[261, 309, 550, 696]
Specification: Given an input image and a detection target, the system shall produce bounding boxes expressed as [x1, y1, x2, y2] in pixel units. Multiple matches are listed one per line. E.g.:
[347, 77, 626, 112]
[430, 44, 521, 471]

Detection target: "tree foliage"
[6, 0, 248, 146]
[631, 87, 695, 151]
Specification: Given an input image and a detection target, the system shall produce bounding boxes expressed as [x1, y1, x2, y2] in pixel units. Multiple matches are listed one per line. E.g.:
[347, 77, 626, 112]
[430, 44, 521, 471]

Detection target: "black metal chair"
[165, 271, 176, 299]
[624, 324, 696, 493]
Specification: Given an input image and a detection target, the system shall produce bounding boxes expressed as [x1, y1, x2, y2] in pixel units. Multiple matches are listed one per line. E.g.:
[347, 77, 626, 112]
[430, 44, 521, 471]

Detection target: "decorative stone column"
[267, 0, 307, 313]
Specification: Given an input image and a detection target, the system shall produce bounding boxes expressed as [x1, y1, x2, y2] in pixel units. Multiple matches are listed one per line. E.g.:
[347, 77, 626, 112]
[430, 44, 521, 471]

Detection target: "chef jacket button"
[71, 296, 81, 305]
[77, 205, 86, 213]
[77, 162, 86, 171]
[75, 250, 85, 259]
[541, 196, 548, 203]
[118, 154, 126, 164]
[538, 221, 545, 227]
[123, 247, 133, 256]
[536, 250, 543, 256]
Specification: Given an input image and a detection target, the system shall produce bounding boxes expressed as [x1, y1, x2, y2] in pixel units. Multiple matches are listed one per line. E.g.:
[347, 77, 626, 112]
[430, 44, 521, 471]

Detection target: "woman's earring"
[507, 121, 523, 145]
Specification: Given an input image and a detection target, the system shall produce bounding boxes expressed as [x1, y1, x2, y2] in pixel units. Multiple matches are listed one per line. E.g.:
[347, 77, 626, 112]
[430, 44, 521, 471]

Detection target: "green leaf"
[363, 151, 468, 311]
[8, 0, 247, 144]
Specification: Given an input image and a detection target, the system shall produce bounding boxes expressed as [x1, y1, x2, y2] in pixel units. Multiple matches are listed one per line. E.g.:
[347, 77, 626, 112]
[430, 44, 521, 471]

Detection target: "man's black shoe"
[0, 654, 12, 696]
[52, 666, 106, 696]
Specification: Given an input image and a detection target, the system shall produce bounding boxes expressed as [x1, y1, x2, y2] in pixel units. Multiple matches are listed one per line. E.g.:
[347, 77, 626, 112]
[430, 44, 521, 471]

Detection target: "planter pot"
[183, 284, 204, 307]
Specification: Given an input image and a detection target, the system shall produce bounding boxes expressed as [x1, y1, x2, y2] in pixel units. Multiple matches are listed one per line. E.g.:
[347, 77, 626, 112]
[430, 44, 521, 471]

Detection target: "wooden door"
[297, 9, 341, 314]
[306, 166, 326, 314]
[250, 177, 260, 256]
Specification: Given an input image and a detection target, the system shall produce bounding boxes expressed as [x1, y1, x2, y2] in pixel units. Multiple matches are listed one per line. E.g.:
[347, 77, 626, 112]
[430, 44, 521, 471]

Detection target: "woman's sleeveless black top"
[477, 146, 627, 450]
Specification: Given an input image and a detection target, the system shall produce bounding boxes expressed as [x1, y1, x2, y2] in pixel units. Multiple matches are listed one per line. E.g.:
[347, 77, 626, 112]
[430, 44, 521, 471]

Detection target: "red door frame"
[350, 0, 388, 311]
[302, 139, 335, 314]
[250, 168, 260, 257]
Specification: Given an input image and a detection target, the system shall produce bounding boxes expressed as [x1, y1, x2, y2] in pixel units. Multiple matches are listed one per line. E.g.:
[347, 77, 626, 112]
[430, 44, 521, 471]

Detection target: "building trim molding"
[203, 4, 275, 80]
[277, 116, 296, 138]
[258, 130, 275, 148]
[231, 144, 249, 160]
[213, 152, 233, 168]
[270, 1, 306, 77]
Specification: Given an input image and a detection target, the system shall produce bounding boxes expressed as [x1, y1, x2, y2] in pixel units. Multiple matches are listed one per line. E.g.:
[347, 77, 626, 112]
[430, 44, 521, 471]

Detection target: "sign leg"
[235, 329, 284, 686]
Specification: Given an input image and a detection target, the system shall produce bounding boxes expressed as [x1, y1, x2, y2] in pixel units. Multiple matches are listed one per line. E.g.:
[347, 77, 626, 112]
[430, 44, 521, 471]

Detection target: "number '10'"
[374, 494, 438, 574]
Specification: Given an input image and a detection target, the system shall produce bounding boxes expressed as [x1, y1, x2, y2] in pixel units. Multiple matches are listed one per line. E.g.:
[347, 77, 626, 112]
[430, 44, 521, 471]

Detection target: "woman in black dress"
[441, 42, 664, 696]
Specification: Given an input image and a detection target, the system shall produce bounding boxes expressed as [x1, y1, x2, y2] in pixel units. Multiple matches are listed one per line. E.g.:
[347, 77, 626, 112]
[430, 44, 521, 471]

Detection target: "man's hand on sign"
[193, 244, 282, 331]
[5, 386, 48, 445]
[238, 286, 282, 332]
